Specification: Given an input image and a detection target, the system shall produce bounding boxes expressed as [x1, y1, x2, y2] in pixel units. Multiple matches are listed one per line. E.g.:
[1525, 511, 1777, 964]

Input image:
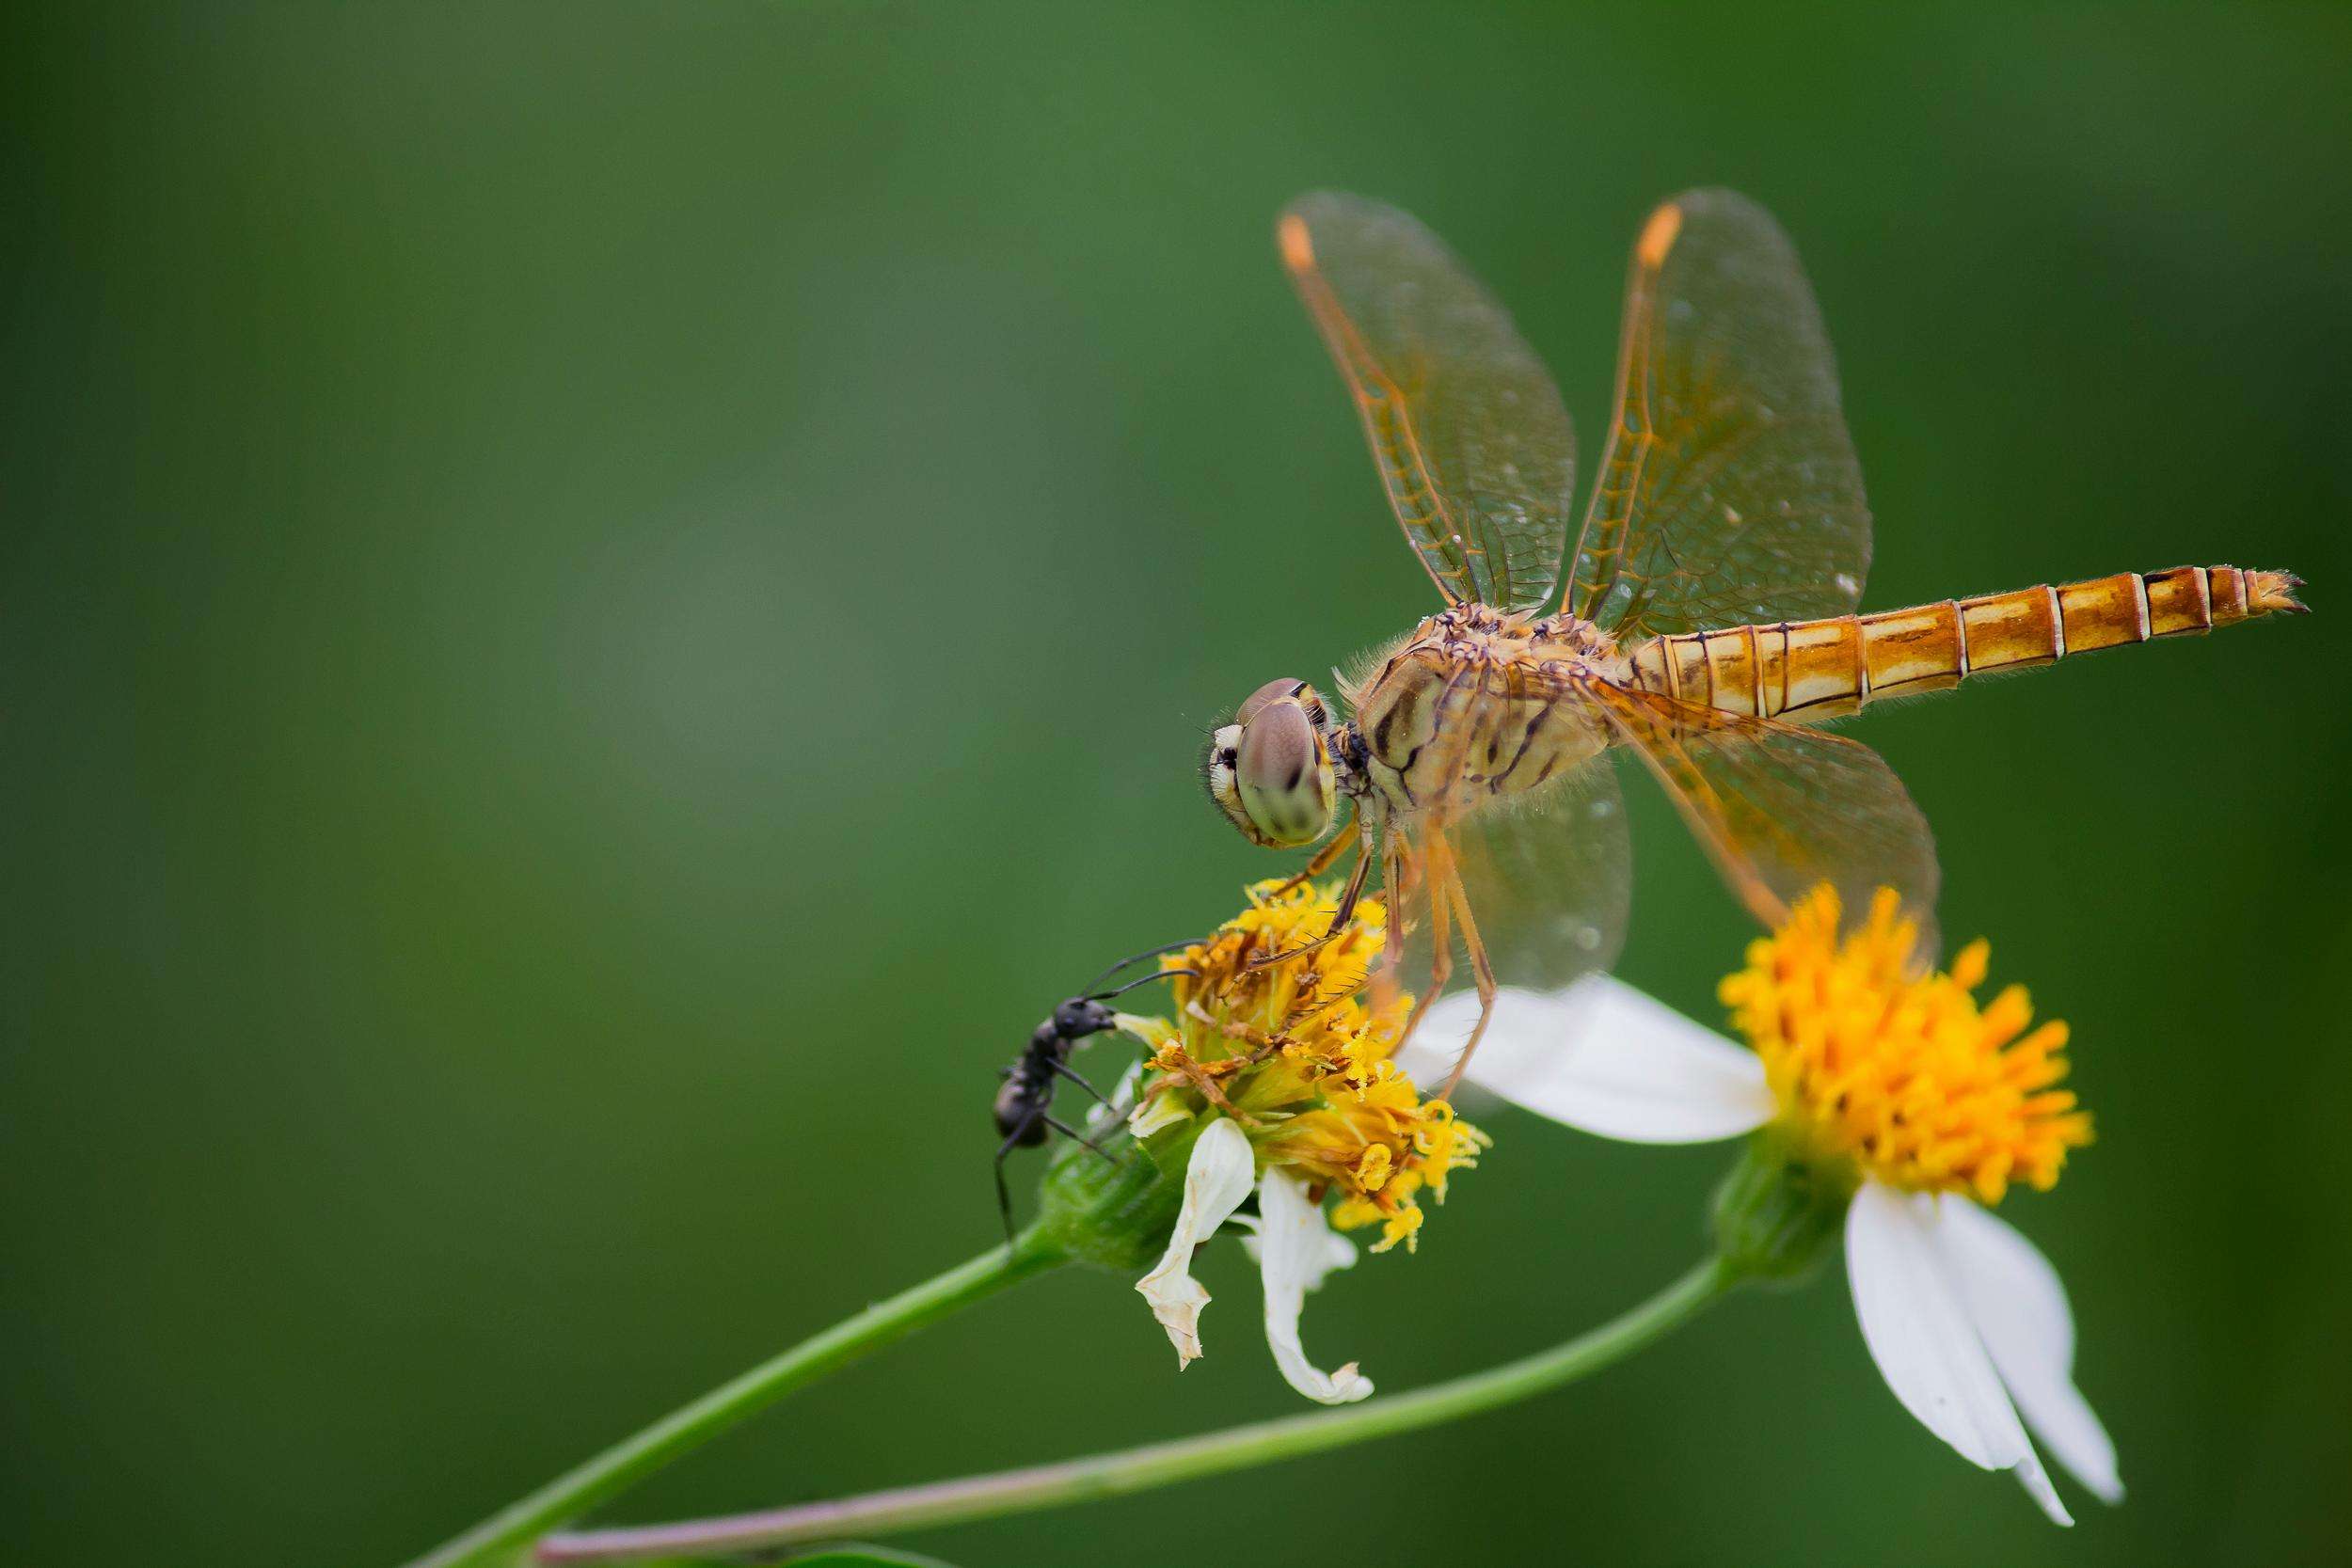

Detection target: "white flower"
[1133, 1117, 1374, 1404]
[1403, 974, 2122, 1524]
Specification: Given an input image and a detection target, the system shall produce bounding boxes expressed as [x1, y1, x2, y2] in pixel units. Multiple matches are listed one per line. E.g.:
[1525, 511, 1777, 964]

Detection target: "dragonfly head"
[1204, 678, 1337, 849]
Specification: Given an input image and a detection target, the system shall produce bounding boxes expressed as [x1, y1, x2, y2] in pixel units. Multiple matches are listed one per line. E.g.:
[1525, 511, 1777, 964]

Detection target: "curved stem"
[537, 1254, 1738, 1564]
[404, 1234, 1069, 1568]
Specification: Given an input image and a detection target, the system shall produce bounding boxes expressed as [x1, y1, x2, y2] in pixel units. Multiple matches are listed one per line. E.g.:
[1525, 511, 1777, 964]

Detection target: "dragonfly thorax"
[1346, 610, 1625, 818]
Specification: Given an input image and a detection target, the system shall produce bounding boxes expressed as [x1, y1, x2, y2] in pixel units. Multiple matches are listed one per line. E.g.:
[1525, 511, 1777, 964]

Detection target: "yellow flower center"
[1719, 886, 2090, 1205]
[1130, 879, 1489, 1253]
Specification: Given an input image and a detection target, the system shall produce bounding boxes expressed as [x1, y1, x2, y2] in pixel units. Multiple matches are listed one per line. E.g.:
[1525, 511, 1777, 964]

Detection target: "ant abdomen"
[993, 1076, 1050, 1144]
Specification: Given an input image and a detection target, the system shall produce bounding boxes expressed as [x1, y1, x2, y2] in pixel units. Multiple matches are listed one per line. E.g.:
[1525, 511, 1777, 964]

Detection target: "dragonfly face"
[1205, 677, 1338, 849]
[1228, 187, 2302, 1097]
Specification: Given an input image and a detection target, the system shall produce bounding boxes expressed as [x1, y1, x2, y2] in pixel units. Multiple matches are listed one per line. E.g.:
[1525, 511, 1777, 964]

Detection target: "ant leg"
[1047, 1057, 1112, 1105]
[994, 1125, 1033, 1245]
[1041, 1113, 1122, 1165]
[1436, 858, 1498, 1101]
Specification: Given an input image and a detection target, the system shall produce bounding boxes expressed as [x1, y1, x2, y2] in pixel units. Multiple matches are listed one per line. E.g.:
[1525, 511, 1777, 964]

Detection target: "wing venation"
[1586, 679, 1939, 951]
[1282, 192, 1577, 613]
[1568, 189, 1872, 640]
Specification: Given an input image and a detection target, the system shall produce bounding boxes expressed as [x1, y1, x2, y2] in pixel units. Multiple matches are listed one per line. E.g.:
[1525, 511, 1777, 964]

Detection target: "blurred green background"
[7, 5, 2350, 1564]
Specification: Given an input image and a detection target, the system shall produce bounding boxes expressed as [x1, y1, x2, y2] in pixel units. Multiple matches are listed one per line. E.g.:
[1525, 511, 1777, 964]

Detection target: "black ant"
[993, 940, 1196, 1243]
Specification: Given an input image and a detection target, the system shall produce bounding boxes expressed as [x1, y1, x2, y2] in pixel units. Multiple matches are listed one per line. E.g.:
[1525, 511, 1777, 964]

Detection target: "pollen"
[1134, 879, 1490, 1253]
[1720, 886, 2091, 1205]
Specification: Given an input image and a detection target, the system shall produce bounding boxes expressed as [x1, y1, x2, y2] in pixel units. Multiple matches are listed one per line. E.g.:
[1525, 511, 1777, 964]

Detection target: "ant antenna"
[1088, 966, 1197, 1003]
[1079, 938, 1199, 998]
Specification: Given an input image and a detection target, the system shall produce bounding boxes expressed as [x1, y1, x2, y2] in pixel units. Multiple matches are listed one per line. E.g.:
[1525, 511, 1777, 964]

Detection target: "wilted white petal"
[1251, 1169, 1374, 1404]
[1134, 1117, 1254, 1367]
[1847, 1182, 2073, 1525]
[1401, 978, 1772, 1143]
[1937, 1197, 2123, 1504]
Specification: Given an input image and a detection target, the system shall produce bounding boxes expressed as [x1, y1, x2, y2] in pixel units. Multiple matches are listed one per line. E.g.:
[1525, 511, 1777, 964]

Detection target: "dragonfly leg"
[1436, 859, 1498, 1101]
[1272, 818, 1355, 895]
[1367, 827, 1415, 1012]
[1282, 964, 1375, 1033]
[1322, 823, 1375, 935]
[1400, 829, 1454, 1045]
[1246, 821, 1369, 971]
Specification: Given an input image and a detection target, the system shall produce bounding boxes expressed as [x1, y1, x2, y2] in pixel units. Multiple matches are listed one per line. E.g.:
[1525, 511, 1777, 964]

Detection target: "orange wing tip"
[1278, 213, 1315, 273]
[2249, 569, 2309, 615]
[1635, 202, 1683, 269]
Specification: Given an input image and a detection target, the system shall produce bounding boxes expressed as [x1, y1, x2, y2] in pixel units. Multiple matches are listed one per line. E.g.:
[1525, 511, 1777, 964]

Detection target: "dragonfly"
[1201, 188, 2306, 1094]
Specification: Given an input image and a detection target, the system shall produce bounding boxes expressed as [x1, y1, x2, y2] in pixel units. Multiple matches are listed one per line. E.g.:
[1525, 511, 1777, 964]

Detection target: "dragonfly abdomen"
[1628, 565, 2305, 721]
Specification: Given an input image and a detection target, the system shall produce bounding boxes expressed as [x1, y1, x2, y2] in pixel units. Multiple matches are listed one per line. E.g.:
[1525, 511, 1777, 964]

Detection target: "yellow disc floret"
[1130, 879, 1490, 1252]
[1720, 886, 2091, 1205]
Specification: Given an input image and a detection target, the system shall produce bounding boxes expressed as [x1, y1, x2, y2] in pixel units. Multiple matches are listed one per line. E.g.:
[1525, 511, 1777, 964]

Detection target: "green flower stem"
[535, 1254, 1739, 1565]
[404, 1233, 1070, 1568]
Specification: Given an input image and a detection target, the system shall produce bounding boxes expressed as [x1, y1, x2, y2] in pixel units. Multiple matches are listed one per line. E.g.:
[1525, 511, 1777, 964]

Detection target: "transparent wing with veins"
[1280, 191, 1578, 613]
[1566, 188, 1873, 640]
[1586, 679, 1940, 956]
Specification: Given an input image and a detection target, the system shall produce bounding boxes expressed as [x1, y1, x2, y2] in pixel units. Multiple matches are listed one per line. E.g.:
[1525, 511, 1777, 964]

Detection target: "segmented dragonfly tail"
[1628, 564, 2306, 722]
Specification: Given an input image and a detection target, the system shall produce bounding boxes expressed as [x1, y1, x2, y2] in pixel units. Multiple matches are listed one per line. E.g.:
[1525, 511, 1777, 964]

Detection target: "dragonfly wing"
[1587, 679, 1940, 948]
[1444, 759, 1630, 994]
[1379, 669, 1631, 1007]
[1280, 192, 1576, 613]
[1566, 189, 1871, 639]
[1382, 776, 1633, 1030]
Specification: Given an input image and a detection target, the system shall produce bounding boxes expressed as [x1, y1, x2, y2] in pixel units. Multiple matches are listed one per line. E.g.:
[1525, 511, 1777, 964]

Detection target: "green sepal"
[1710, 1131, 1855, 1286]
[1025, 1116, 1198, 1272]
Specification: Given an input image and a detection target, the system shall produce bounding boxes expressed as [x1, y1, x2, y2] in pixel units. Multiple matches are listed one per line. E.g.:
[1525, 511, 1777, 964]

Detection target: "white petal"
[1133, 1117, 1254, 1368]
[1846, 1182, 2073, 1525]
[1251, 1169, 1374, 1403]
[1936, 1198, 2123, 1504]
[1401, 978, 1772, 1143]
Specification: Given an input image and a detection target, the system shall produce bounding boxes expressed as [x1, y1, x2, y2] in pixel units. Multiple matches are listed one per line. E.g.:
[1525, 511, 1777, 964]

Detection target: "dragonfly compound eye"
[1232, 693, 1336, 848]
[1233, 675, 1330, 731]
[1235, 676, 1304, 726]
